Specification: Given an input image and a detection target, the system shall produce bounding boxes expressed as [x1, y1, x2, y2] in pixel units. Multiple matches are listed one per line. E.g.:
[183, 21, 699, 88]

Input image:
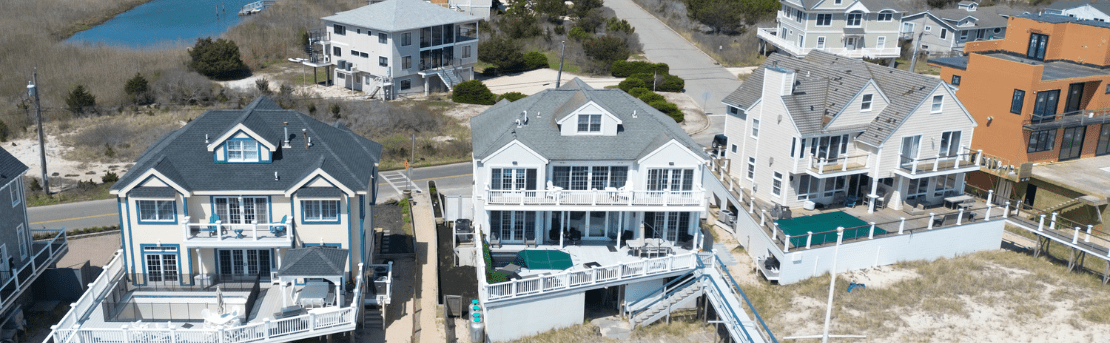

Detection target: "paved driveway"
[605, 0, 743, 117]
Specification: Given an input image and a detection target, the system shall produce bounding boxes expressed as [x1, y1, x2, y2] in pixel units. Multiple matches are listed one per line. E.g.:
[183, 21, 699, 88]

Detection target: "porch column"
[276, 249, 282, 269]
[197, 248, 204, 275]
[336, 279, 342, 306]
[891, 177, 906, 210]
[281, 281, 288, 308]
[867, 177, 879, 214]
[424, 76, 430, 96]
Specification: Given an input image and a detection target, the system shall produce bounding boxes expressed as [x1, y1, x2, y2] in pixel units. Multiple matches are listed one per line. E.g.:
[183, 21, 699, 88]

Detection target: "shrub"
[659, 74, 686, 92]
[255, 79, 272, 95]
[617, 77, 649, 92]
[188, 37, 249, 80]
[452, 80, 497, 105]
[66, 84, 97, 114]
[102, 171, 119, 184]
[568, 26, 591, 40]
[649, 100, 684, 122]
[104, 143, 115, 158]
[606, 17, 635, 33]
[330, 103, 341, 119]
[523, 51, 550, 70]
[29, 178, 41, 192]
[155, 70, 214, 106]
[478, 36, 525, 73]
[637, 91, 665, 104]
[611, 61, 670, 77]
[0, 119, 8, 142]
[497, 92, 527, 102]
[124, 73, 151, 104]
[628, 87, 650, 98]
[582, 36, 632, 66]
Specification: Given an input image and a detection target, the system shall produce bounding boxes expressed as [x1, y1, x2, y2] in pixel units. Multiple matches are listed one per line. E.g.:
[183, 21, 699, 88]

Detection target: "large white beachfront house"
[466, 79, 776, 343]
[309, 0, 480, 99]
[708, 51, 1006, 285]
[757, 0, 905, 59]
[43, 97, 392, 343]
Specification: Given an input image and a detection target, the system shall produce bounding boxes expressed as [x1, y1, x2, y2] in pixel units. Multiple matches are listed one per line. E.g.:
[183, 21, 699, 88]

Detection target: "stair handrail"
[700, 273, 756, 343]
[628, 273, 704, 320]
[625, 269, 698, 314]
[711, 252, 779, 343]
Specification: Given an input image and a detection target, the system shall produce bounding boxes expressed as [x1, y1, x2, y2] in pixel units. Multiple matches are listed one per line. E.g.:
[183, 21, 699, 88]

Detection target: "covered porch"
[485, 210, 707, 254]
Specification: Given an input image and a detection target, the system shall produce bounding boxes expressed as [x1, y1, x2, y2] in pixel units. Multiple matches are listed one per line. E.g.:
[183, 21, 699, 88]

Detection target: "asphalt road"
[27, 162, 476, 231]
[605, 0, 743, 118]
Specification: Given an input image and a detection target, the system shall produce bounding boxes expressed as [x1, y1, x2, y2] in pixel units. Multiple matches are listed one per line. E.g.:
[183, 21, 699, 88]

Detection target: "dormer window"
[227, 139, 260, 162]
[577, 114, 601, 132]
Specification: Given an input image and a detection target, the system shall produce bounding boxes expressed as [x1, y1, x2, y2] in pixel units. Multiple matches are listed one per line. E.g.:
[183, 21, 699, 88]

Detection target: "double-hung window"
[816, 36, 826, 49]
[138, 200, 175, 223]
[877, 11, 893, 21]
[333, 24, 346, 35]
[227, 140, 259, 162]
[16, 225, 27, 260]
[577, 114, 601, 132]
[861, 94, 873, 111]
[303, 200, 340, 222]
[931, 95, 943, 113]
[379, 33, 388, 44]
[379, 57, 388, 67]
[10, 182, 20, 207]
[847, 12, 863, 27]
[751, 119, 760, 137]
[772, 172, 783, 196]
[816, 14, 832, 26]
[402, 32, 412, 46]
[746, 157, 756, 180]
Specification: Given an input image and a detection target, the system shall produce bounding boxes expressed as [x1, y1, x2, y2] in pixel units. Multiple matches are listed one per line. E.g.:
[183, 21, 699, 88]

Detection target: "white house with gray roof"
[465, 79, 785, 342]
[721, 51, 980, 213]
[1045, 0, 1110, 21]
[311, 0, 480, 99]
[757, 0, 905, 59]
[42, 97, 391, 343]
[900, 2, 1022, 54]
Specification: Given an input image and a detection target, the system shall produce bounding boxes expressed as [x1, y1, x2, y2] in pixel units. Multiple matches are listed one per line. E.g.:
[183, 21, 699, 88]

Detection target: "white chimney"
[762, 65, 796, 100]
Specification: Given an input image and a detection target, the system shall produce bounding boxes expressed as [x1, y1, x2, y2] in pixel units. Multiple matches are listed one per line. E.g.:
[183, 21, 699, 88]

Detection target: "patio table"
[298, 282, 331, 308]
[944, 195, 974, 209]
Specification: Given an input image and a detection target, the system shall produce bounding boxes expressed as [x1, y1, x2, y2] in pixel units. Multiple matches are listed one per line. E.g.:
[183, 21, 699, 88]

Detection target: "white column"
[424, 76, 430, 96]
[281, 281, 288, 308]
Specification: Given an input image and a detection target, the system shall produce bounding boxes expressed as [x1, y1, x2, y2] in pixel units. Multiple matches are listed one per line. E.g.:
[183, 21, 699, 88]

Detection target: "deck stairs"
[363, 305, 384, 329]
[629, 274, 704, 327]
[1043, 197, 1084, 214]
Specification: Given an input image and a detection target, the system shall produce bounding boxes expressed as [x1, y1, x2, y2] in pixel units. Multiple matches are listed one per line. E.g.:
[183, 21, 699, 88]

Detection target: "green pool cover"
[514, 250, 574, 270]
[774, 211, 879, 247]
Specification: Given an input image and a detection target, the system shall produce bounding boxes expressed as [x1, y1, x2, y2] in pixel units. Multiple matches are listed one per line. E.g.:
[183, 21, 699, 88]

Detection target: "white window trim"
[751, 119, 760, 138]
[861, 94, 873, 112]
[576, 114, 602, 133]
[816, 14, 832, 27]
[10, 181, 19, 207]
[925, 25, 932, 32]
[746, 157, 756, 180]
[226, 140, 259, 162]
[137, 200, 176, 222]
[816, 36, 826, 49]
[940, 29, 948, 40]
[931, 95, 944, 113]
[772, 172, 783, 196]
[846, 12, 863, 27]
[16, 225, 26, 260]
[303, 199, 340, 222]
[877, 36, 886, 49]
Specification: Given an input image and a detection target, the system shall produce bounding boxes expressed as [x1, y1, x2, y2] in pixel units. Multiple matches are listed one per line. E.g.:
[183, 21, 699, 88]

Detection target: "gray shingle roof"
[278, 247, 349, 277]
[111, 97, 382, 195]
[0, 148, 28, 188]
[922, 5, 1021, 29]
[721, 51, 945, 146]
[296, 187, 343, 198]
[856, 0, 905, 12]
[323, 0, 478, 32]
[471, 78, 709, 161]
[129, 187, 176, 198]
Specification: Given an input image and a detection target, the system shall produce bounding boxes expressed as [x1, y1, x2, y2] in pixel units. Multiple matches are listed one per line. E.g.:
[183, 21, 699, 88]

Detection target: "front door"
[144, 246, 179, 285]
[218, 249, 272, 280]
[1065, 83, 1085, 113]
[1059, 126, 1086, 161]
[845, 37, 857, 50]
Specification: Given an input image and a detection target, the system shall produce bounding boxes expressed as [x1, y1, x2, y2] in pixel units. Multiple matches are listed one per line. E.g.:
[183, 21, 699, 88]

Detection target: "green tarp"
[774, 211, 878, 247]
[514, 250, 574, 270]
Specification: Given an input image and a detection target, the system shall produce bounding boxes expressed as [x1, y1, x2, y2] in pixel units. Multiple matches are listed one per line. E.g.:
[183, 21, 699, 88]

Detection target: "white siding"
[827, 82, 889, 128]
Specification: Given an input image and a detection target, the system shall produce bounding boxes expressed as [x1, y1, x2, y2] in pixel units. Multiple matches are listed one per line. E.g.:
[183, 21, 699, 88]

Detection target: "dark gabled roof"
[278, 247, 349, 277]
[722, 51, 946, 146]
[111, 97, 382, 195]
[470, 78, 709, 161]
[0, 148, 28, 188]
[296, 187, 344, 198]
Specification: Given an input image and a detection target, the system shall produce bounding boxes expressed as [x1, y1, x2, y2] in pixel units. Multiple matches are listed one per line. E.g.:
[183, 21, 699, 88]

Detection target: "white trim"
[554, 101, 623, 126]
[636, 139, 708, 165]
[112, 170, 190, 197]
[206, 123, 278, 152]
[284, 169, 356, 197]
[478, 140, 549, 165]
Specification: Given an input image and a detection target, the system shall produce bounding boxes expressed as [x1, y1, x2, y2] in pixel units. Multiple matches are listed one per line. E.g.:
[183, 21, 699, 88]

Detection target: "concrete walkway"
[605, 0, 742, 116]
[411, 191, 447, 342]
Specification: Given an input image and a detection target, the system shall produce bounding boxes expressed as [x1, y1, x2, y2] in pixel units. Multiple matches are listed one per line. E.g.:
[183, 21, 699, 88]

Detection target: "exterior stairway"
[438, 69, 462, 91]
[629, 277, 704, 327]
[1043, 197, 1083, 214]
[364, 305, 384, 330]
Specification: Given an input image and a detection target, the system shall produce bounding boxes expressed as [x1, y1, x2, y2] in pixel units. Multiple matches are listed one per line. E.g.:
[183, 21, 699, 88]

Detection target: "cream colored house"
[757, 0, 905, 59]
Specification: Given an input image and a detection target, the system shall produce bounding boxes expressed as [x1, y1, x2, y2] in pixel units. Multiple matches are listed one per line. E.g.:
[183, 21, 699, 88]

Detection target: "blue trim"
[215, 134, 270, 164]
[183, 196, 189, 217]
[359, 195, 365, 266]
[135, 199, 179, 225]
[210, 195, 274, 224]
[138, 243, 184, 286]
[346, 195, 353, 273]
[184, 248, 194, 286]
[300, 200, 341, 224]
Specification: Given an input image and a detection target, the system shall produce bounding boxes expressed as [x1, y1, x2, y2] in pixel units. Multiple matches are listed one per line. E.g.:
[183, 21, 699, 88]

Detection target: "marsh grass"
[510, 323, 610, 343]
[223, 0, 364, 69]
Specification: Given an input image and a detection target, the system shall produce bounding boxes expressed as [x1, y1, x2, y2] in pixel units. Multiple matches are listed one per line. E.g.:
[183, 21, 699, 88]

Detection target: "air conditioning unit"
[346, 63, 353, 71]
[337, 60, 347, 69]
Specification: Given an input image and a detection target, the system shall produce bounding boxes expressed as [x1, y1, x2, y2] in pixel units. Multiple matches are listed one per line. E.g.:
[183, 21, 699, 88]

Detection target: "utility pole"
[908, 31, 925, 73]
[409, 134, 415, 191]
[28, 68, 49, 194]
[821, 227, 845, 343]
[556, 41, 566, 88]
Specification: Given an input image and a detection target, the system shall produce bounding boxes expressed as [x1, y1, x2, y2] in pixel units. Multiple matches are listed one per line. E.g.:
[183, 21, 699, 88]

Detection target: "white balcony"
[757, 27, 901, 59]
[896, 148, 982, 178]
[806, 154, 870, 178]
[482, 188, 707, 211]
[481, 251, 699, 302]
[181, 216, 294, 249]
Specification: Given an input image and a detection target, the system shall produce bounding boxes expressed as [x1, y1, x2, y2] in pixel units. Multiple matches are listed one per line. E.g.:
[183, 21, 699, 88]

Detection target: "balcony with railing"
[1023, 107, 1110, 130]
[0, 229, 67, 315]
[756, 27, 901, 58]
[181, 216, 293, 248]
[45, 255, 368, 343]
[897, 148, 981, 177]
[482, 187, 706, 210]
[807, 154, 870, 177]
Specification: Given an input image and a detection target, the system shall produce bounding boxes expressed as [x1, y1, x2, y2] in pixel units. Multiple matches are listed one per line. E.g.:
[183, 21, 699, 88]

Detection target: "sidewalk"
[384, 191, 446, 342]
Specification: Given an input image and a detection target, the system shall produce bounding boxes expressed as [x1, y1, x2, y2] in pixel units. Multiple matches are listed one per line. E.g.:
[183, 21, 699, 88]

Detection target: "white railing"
[808, 154, 869, 175]
[0, 229, 67, 322]
[483, 252, 698, 301]
[899, 148, 982, 175]
[46, 264, 367, 343]
[757, 27, 901, 58]
[485, 188, 705, 207]
[181, 216, 292, 243]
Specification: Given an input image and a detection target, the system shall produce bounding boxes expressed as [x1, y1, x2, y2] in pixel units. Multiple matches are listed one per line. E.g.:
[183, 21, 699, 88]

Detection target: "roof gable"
[0, 148, 28, 189]
[323, 0, 478, 32]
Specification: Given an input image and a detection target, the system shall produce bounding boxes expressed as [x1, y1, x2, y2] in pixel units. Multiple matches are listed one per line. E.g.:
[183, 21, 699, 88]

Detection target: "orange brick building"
[930, 13, 1110, 165]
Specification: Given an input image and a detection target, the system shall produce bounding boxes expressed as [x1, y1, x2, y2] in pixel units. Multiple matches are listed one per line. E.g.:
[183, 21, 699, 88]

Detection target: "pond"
[67, 0, 259, 49]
